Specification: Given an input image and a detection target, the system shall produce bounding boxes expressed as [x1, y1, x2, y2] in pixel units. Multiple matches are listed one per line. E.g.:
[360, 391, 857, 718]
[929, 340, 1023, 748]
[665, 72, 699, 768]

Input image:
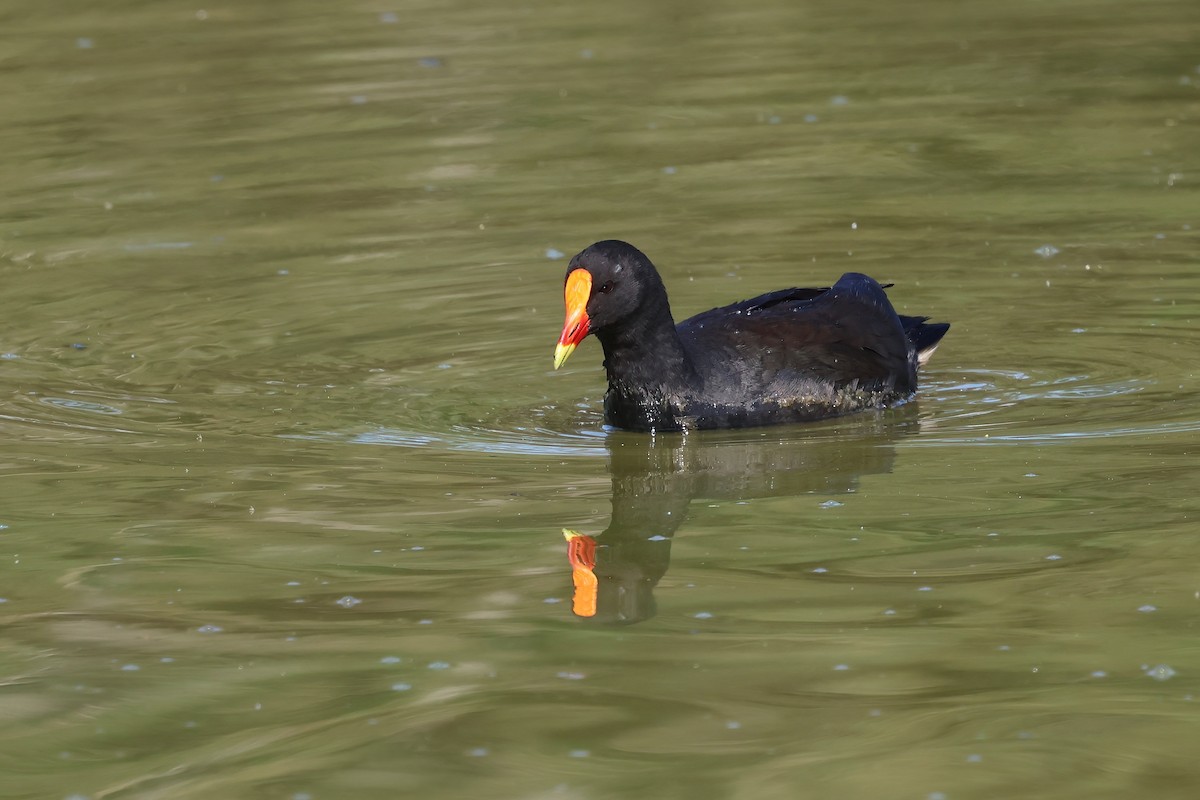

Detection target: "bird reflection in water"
[561, 410, 919, 624]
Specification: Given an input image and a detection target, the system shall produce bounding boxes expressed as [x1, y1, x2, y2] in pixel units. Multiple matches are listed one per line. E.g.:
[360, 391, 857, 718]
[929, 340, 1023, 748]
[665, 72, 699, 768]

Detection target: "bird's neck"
[596, 305, 694, 396]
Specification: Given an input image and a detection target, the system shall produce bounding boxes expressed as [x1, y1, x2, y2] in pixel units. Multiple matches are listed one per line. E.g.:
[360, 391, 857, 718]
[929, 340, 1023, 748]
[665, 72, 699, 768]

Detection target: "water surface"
[2, 1, 1199, 798]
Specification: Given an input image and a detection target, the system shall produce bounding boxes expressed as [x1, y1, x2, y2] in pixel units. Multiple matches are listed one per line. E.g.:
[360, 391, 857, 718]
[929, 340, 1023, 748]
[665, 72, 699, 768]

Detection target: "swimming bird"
[553, 240, 948, 432]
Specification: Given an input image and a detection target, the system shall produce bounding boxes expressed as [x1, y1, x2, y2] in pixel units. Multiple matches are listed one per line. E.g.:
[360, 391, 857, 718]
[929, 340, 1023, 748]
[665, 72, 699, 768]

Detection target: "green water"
[2, 0, 1199, 798]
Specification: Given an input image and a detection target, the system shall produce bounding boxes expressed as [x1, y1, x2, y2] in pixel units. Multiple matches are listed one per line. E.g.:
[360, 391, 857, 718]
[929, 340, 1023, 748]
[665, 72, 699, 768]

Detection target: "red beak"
[554, 268, 591, 369]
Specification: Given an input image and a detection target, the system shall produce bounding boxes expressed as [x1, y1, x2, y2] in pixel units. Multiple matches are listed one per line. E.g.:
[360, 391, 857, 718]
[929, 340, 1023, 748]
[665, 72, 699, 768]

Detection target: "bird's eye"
[598, 281, 615, 294]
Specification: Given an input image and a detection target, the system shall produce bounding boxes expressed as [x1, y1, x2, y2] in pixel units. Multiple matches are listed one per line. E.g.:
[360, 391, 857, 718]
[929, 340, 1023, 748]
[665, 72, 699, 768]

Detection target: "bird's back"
[671, 273, 937, 427]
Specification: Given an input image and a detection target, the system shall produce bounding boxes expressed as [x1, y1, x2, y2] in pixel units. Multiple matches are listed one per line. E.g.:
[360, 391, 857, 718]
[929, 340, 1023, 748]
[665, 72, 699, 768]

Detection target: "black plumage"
[554, 240, 948, 432]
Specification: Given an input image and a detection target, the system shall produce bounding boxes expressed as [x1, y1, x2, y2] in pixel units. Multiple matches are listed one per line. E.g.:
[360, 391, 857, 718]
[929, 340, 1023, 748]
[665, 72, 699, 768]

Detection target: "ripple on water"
[39, 397, 124, 416]
[272, 380, 615, 456]
[0, 390, 170, 439]
[346, 424, 609, 457]
[284, 398, 611, 457]
[916, 365, 1198, 446]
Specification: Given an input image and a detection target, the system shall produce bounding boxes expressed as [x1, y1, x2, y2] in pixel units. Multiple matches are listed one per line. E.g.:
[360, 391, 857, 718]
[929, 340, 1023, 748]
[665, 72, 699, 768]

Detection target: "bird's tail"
[899, 316, 950, 367]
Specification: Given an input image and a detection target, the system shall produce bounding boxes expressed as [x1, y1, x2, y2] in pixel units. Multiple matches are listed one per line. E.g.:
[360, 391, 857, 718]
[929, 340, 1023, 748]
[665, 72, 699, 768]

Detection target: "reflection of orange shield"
[563, 529, 598, 618]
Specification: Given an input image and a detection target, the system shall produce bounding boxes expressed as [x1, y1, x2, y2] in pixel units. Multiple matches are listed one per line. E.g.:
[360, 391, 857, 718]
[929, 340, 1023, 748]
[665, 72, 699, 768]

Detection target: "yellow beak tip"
[553, 342, 576, 370]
